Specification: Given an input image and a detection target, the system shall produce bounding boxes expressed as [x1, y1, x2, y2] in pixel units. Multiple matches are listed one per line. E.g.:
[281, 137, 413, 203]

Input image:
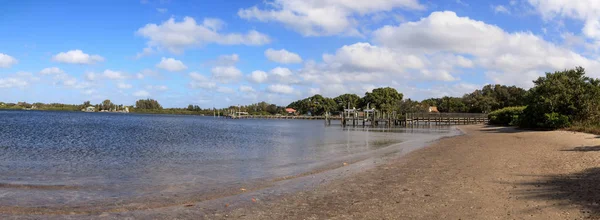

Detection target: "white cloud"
[133, 90, 151, 97]
[210, 54, 239, 66]
[156, 57, 187, 72]
[135, 47, 155, 59]
[456, 0, 469, 7]
[0, 53, 18, 68]
[103, 70, 128, 80]
[527, 0, 600, 41]
[147, 85, 169, 91]
[85, 72, 97, 81]
[117, 82, 133, 89]
[267, 84, 294, 94]
[249, 70, 268, 83]
[493, 5, 510, 14]
[211, 66, 242, 83]
[39, 67, 64, 75]
[239, 0, 425, 36]
[189, 72, 217, 89]
[0, 77, 28, 88]
[52, 50, 105, 64]
[239, 85, 255, 92]
[269, 67, 300, 84]
[136, 69, 158, 79]
[157, 8, 168, 13]
[216, 86, 235, 94]
[372, 11, 600, 88]
[137, 17, 271, 53]
[265, 49, 302, 64]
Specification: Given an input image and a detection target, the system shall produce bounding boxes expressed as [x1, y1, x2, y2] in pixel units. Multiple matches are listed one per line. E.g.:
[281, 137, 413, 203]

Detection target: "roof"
[285, 108, 296, 112]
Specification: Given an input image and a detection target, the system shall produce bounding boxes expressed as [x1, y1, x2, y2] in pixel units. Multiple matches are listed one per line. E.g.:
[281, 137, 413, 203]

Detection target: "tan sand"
[215, 125, 600, 219]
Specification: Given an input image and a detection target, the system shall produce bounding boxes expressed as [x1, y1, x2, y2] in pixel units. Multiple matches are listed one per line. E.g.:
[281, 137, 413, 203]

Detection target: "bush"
[488, 106, 526, 126]
[541, 112, 570, 129]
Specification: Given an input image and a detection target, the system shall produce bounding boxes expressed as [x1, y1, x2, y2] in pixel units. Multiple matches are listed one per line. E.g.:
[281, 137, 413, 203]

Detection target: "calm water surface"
[0, 110, 454, 212]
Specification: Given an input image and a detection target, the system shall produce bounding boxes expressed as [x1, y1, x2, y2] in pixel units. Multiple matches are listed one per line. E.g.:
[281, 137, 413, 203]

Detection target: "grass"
[565, 122, 600, 135]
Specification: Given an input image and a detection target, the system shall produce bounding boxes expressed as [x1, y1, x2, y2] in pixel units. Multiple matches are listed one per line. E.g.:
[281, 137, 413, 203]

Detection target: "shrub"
[488, 106, 526, 126]
[541, 112, 570, 129]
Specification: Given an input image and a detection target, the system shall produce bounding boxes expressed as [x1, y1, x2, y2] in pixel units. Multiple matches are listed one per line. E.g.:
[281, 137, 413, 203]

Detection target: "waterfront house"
[428, 106, 439, 113]
[84, 106, 95, 112]
[285, 108, 297, 115]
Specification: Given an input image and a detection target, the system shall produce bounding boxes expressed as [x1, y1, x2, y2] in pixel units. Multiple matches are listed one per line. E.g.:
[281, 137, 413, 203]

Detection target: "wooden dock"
[227, 112, 488, 127]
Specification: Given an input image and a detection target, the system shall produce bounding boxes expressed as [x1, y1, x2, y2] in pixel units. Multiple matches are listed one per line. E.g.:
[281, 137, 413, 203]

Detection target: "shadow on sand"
[478, 125, 538, 134]
[512, 167, 600, 218]
[562, 146, 600, 152]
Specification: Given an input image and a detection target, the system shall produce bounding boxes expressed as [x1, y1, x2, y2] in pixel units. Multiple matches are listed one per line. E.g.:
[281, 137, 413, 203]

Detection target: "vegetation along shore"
[3, 67, 600, 133]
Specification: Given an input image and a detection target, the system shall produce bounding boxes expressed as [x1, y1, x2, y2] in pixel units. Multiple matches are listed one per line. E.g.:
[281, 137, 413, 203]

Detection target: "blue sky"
[1, 0, 599, 108]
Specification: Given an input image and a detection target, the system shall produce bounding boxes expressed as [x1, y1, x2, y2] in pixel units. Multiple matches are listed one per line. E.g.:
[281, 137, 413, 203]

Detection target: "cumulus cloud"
[267, 84, 294, 94]
[135, 47, 155, 59]
[372, 11, 600, 88]
[117, 82, 133, 89]
[39, 67, 64, 75]
[0, 53, 18, 68]
[249, 70, 268, 83]
[206, 54, 240, 66]
[527, 0, 600, 41]
[103, 70, 128, 80]
[133, 90, 151, 97]
[239, 85, 255, 92]
[269, 67, 301, 84]
[493, 5, 510, 14]
[0, 77, 28, 88]
[136, 69, 158, 79]
[189, 72, 217, 89]
[137, 17, 271, 53]
[211, 66, 242, 83]
[265, 49, 302, 64]
[239, 0, 425, 36]
[216, 86, 235, 94]
[156, 57, 187, 72]
[146, 85, 169, 91]
[52, 50, 105, 64]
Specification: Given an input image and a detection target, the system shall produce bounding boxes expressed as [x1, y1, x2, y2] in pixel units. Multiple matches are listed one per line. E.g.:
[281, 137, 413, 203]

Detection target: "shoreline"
[215, 124, 600, 219]
[1, 126, 461, 219]
[8, 125, 600, 219]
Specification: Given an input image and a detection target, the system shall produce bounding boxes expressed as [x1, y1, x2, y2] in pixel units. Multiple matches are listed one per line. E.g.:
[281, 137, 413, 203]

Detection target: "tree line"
[488, 67, 600, 131]
[286, 85, 527, 116]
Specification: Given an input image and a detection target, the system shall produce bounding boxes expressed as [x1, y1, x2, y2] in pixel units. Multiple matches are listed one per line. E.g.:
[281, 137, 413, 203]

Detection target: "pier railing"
[227, 112, 488, 127]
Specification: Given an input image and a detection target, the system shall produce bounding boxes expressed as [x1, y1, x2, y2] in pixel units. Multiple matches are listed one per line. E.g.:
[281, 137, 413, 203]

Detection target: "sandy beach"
[212, 125, 600, 219]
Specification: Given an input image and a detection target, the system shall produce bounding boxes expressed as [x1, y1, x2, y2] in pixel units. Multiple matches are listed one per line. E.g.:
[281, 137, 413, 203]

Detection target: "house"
[83, 106, 96, 112]
[428, 106, 439, 113]
[285, 108, 297, 115]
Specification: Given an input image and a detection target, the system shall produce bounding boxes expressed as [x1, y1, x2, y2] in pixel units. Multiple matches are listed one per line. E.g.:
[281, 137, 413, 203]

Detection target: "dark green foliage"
[287, 95, 337, 115]
[519, 67, 600, 128]
[135, 99, 162, 110]
[488, 106, 526, 126]
[542, 112, 571, 129]
[333, 94, 362, 112]
[361, 87, 403, 113]
[462, 84, 527, 113]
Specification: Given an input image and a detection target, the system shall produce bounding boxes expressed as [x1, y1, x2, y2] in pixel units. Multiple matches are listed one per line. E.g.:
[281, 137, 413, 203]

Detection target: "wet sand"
[214, 125, 600, 219]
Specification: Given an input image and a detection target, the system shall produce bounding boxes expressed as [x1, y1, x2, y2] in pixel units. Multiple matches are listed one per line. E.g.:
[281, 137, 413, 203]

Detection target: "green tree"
[333, 94, 361, 112]
[135, 99, 162, 110]
[520, 67, 600, 128]
[101, 99, 114, 111]
[361, 87, 403, 113]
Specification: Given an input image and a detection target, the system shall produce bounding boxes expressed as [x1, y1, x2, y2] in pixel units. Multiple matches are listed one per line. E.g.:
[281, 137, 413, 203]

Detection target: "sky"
[2, 0, 600, 108]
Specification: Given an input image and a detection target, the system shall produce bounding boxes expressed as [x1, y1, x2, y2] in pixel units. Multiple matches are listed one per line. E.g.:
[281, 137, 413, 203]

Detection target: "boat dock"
[227, 112, 488, 127]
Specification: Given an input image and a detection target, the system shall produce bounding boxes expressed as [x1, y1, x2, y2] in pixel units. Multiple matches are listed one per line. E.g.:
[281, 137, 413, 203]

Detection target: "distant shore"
[211, 125, 600, 219]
